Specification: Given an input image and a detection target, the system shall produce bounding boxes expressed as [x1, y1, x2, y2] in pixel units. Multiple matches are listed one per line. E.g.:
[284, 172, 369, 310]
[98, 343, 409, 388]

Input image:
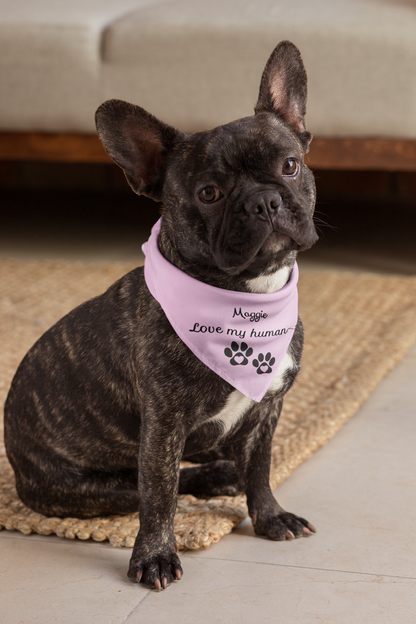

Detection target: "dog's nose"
[245, 191, 282, 221]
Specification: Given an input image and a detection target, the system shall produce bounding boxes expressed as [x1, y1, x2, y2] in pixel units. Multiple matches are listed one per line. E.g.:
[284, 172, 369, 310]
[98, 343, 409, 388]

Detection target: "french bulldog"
[4, 40, 318, 591]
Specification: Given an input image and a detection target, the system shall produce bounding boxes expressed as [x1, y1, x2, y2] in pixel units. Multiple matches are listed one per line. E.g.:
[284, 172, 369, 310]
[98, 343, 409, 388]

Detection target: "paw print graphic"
[253, 352, 275, 374]
[224, 341, 253, 366]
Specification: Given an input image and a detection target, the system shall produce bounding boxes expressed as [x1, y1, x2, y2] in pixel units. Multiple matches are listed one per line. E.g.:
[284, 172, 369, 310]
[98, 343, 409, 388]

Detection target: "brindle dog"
[4, 41, 318, 590]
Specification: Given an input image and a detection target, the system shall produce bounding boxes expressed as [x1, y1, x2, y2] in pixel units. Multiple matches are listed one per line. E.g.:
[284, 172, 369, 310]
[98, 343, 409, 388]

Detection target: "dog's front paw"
[128, 546, 183, 590]
[253, 511, 316, 541]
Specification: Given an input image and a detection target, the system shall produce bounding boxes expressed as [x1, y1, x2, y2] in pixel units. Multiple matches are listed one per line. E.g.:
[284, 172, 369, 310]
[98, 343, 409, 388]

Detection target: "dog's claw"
[128, 547, 183, 590]
[253, 511, 316, 541]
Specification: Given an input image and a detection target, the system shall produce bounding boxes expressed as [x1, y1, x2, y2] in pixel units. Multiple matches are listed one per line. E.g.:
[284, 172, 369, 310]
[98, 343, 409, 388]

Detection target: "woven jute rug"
[1, 260, 415, 550]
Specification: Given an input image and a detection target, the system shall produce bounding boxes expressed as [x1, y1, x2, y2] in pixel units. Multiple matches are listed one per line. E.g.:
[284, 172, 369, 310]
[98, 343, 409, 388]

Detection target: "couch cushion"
[102, 0, 416, 138]
[0, 0, 176, 133]
[1, 0, 416, 137]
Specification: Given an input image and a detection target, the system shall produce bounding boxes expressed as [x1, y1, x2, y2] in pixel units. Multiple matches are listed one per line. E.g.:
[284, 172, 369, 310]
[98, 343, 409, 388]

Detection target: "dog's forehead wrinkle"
[196, 116, 298, 159]
[175, 121, 302, 194]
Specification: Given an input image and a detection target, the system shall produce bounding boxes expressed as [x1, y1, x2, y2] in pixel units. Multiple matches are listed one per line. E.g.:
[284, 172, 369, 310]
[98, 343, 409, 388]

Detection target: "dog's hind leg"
[15, 467, 140, 519]
[183, 446, 234, 464]
[178, 460, 242, 497]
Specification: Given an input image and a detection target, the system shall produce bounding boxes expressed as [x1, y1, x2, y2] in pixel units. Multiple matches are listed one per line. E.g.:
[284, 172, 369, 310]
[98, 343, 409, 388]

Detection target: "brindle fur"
[4, 41, 318, 590]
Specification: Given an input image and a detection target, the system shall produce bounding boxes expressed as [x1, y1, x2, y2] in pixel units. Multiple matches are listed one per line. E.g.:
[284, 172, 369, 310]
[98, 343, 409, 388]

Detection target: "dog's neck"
[157, 225, 295, 294]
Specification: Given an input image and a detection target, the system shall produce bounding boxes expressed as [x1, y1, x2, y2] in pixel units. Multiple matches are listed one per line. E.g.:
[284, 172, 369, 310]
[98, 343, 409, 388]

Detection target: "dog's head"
[96, 41, 318, 289]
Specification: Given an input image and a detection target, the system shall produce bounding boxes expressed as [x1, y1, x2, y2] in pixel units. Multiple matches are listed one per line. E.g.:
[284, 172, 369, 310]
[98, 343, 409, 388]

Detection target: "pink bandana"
[143, 219, 298, 402]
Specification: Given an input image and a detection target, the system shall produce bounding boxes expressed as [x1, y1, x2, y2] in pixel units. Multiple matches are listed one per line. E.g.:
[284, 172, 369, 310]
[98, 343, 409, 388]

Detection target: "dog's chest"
[208, 349, 295, 436]
[205, 267, 296, 436]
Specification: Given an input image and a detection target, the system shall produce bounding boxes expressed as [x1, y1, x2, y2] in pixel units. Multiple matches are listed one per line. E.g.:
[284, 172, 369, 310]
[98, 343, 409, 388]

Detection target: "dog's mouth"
[213, 192, 318, 276]
[274, 210, 319, 253]
[218, 232, 293, 275]
[216, 225, 316, 277]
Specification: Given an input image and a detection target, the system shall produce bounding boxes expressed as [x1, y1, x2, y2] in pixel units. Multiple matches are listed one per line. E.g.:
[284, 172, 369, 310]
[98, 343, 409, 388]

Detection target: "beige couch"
[1, 0, 416, 170]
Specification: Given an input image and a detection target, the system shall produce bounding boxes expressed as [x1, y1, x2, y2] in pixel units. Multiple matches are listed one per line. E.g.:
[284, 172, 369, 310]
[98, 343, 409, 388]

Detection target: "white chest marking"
[209, 390, 254, 436]
[209, 350, 296, 436]
[207, 264, 295, 435]
[267, 350, 297, 394]
[246, 266, 291, 294]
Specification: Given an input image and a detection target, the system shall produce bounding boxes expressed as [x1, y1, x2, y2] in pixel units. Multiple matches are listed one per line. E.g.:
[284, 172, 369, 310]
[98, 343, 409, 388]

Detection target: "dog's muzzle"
[243, 189, 318, 251]
[213, 188, 317, 273]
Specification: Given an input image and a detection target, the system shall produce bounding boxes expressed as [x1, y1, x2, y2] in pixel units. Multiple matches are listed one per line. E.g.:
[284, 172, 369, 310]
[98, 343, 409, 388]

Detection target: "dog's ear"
[95, 100, 183, 198]
[255, 41, 311, 146]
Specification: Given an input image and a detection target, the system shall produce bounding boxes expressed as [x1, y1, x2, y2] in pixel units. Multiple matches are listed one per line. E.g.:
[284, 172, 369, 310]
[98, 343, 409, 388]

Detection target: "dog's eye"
[282, 159, 299, 176]
[198, 186, 222, 203]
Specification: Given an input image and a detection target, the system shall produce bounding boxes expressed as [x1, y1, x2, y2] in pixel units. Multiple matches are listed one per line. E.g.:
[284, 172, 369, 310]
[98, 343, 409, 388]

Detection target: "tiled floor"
[1, 188, 416, 622]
